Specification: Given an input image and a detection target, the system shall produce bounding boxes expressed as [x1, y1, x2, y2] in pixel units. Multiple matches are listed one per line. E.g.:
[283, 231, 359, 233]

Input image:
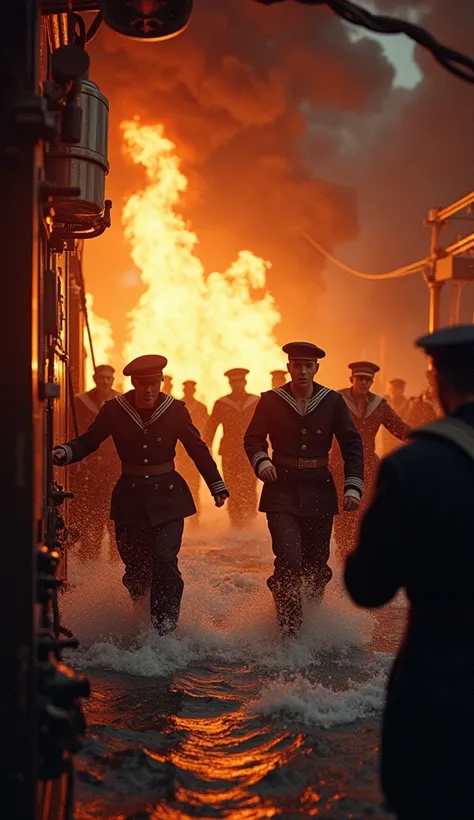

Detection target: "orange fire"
[118, 117, 285, 405]
[84, 293, 115, 390]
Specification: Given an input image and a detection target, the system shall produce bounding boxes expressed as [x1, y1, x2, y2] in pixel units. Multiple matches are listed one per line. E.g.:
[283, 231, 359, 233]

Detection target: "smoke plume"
[84, 0, 474, 393]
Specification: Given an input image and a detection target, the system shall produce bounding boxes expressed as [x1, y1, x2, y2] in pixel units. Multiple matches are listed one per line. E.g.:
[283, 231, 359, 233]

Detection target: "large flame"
[84, 293, 115, 390]
[120, 118, 284, 405]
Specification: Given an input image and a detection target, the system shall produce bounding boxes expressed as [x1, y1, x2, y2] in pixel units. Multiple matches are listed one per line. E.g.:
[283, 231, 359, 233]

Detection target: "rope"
[299, 226, 427, 280]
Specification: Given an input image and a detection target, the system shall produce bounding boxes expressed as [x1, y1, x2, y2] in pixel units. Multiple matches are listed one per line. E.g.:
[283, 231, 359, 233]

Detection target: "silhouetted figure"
[345, 325, 474, 820]
[176, 380, 209, 519]
[162, 374, 174, 396]
[68, 364, 121, 562]
[382, 378, 411, 455]
[407, 369, 440, 428]
[270, 369, 288, 389]
[206, 368, 259, 528]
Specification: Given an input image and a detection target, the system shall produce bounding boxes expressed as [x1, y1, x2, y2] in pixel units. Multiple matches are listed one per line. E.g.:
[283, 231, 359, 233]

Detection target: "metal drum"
[46, 79, 109, 225]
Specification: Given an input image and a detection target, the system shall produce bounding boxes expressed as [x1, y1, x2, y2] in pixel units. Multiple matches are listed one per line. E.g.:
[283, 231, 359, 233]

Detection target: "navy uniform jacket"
[244, 383, 364, 517]
[206, 393, 259, 460]
[58, 391, 227, 526]
[344, 402, 474, 812]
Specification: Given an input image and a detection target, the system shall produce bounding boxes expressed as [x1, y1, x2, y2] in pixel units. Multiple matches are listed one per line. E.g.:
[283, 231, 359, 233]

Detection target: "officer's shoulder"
[382, 433, 451, 477]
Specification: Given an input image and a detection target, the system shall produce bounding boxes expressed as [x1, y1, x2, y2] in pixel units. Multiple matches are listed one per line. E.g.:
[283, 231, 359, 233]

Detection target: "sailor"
[52, 355, 228, 634]
[270, 369, 288, 389]
[69, 364, 121, 562]
[406, 368, 440, 427]
[331, 361, 411, 559]
[176, 380, 209, 519]
[345, 325, 474, 820]
[382, 378, 411, 455]
[244, 342, 363, 637]
[206, 368, 259, 528]
[162, 374, 174, 396]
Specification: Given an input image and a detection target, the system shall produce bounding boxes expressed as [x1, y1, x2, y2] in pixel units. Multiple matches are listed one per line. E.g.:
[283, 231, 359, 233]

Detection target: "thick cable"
[299, 226, 427, 280]
[255, 0, 474, 84]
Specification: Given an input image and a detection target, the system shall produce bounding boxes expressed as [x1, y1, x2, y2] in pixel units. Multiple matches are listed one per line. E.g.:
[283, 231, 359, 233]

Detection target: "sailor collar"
[341, 388, 383, 419]
[218, 394, 259, 412]
[272, 382, 333, 417]
[115, 391, 175, 430]
[76, 388, 121, 415]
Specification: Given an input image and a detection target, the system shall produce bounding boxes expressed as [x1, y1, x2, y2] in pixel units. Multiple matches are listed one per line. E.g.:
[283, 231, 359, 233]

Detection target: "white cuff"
[344, 488, 361, 501]
[60, 444, 73, 465]
[257, 459, 274, 476]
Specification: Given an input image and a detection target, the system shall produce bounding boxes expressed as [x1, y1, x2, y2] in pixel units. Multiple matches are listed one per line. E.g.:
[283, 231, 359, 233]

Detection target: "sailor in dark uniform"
[244, 342, 364, 637]
[206, 368, 259, 528]
[69, 364, 121, 562]
[270, 370, 288, 389]
[52, 355, 228, 634]
[175, 380, 209, 520]
[345, 325, 474, 820]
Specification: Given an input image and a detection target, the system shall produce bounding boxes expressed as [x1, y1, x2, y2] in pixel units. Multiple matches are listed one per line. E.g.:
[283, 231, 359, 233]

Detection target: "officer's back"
[345, 325, 474, 820]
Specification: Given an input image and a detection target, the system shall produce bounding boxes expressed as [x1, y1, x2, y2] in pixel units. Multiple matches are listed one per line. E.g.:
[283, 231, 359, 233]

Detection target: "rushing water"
[63, 503, 405, 819]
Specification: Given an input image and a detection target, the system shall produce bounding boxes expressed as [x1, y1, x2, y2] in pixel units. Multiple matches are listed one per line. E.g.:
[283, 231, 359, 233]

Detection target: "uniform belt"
[121, 461, 175, 477]
[273, 455, 329, 469]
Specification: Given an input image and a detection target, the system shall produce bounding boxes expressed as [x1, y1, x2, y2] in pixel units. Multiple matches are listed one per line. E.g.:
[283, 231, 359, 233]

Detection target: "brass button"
[301, 444, 307, 451]
[169, 484, 174, 490]
[145, 475, 149, 480]
[144, 458, 149, 464]
[302, 428, 307, 435]
[316, 429, 322, 435]
[157, 437, 162, 442]
[143, 444, 148, 449]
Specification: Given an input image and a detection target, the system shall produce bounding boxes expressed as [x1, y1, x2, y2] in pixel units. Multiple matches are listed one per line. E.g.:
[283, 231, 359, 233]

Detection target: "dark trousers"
[222, 456, 257, 528]
[115, 518, 184, 633]
[266, 512, 333, 635]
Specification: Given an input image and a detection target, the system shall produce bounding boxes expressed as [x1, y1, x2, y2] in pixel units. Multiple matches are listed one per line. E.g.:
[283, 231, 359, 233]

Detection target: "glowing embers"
[119, 118, 284, 406]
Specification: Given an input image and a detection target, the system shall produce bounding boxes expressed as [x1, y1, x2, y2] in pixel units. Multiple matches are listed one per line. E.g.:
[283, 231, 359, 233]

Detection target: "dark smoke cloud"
[84, 0, 473, 393]
[311, 0, 474, 389]
[85, 0, 394, 374]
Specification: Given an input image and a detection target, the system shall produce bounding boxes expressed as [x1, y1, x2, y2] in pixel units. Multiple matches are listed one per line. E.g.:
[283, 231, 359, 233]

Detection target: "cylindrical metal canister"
[46, 79, 109, 224]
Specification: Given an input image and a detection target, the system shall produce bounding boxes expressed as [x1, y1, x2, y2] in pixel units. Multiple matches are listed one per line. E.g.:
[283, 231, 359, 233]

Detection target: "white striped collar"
[272, 384, 333, 417]
[115, 393, 175, 430]
[340, 389, 384, 419]
[218, 394, 259, 412]
[76, 391, 100, 416]
[77, 389, 120, 416]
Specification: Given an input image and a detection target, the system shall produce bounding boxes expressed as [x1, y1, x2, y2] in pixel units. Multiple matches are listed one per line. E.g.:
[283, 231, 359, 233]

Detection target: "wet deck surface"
[64, 513, 404, 819]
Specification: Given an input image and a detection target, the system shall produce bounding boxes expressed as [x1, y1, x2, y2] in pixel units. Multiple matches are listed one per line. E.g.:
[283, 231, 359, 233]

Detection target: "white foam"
[62, 521, 382, 679]
[252, 654, 392, 728]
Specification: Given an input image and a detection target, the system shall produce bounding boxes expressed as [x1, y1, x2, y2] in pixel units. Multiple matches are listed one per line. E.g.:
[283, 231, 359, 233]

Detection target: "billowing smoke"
[84, 0, 474, 393]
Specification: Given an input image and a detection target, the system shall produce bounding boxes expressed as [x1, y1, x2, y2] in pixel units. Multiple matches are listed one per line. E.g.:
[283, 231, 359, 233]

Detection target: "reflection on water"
[67, 513, 403, 819]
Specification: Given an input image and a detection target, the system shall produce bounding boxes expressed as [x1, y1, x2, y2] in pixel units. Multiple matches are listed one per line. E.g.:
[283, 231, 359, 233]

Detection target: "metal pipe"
[443, 232, 474, 258]
[437, 191, 474, 222]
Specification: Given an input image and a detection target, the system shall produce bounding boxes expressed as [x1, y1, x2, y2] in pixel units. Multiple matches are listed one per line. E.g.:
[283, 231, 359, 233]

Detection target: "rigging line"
[299, 226, 427, 280]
